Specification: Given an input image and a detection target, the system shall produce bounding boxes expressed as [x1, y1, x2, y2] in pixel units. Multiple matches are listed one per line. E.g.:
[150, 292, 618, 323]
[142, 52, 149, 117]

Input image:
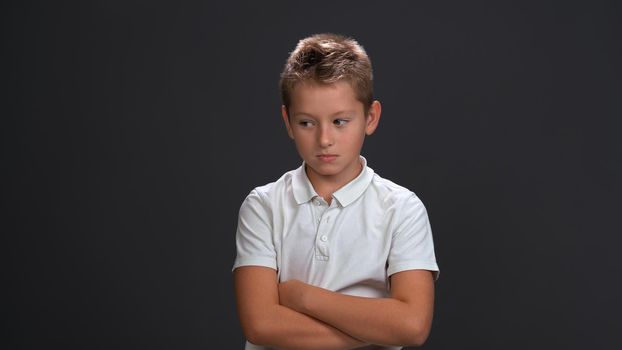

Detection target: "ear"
[281, 105, 294, 139]
[365, 100, 381, 135]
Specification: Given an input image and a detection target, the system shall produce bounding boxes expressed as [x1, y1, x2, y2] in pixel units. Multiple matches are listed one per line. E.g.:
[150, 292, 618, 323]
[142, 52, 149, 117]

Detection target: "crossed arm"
[233, 266, 435, 349]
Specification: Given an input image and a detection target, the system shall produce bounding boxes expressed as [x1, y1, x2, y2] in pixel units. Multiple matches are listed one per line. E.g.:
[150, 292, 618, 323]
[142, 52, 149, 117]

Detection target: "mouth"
[317, 154, 338, 162]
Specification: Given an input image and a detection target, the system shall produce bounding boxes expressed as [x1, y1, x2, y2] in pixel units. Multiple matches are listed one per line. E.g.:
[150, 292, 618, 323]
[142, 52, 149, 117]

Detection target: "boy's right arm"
[234, 266, 368, 350]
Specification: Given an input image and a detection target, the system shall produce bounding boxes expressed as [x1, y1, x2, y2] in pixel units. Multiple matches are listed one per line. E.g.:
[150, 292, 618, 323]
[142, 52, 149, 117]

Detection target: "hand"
[278, 279, 309, 312]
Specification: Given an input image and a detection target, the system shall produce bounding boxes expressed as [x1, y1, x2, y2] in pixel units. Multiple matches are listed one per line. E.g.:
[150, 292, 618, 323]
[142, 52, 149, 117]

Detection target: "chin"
[307, 162, 340, 174]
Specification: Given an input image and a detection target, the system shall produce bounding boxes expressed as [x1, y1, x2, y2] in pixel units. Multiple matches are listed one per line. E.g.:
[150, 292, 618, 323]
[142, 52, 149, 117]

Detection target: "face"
[281, 80, 381, 189]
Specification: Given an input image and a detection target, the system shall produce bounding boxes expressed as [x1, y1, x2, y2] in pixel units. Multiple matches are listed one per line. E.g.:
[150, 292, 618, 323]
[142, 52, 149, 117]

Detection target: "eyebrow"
[292, 110, 355, 119]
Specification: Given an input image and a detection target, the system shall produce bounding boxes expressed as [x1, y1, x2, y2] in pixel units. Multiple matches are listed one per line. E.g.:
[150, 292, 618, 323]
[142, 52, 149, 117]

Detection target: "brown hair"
[279, 33, 374, 117]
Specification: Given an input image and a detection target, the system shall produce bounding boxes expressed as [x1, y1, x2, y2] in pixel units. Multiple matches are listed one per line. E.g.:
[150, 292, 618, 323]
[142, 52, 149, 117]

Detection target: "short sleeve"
[232, 189, 277, 272]
[387, 193, 440, 280]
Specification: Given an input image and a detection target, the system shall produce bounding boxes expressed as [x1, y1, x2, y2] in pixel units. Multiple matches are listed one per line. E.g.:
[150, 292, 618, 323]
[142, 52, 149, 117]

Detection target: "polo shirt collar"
[292, 155, 375, 207]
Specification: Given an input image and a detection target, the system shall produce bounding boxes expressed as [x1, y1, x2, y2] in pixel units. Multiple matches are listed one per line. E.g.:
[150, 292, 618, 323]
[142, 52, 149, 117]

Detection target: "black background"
[3, 1, 621, 349]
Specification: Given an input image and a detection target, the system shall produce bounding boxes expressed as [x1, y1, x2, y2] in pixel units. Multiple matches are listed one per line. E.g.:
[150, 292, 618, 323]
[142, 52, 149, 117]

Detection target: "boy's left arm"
[278, 269, 435, 347]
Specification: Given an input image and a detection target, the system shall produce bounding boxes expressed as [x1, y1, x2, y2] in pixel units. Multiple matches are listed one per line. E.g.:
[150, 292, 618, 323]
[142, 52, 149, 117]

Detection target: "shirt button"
[320, 235, 328, 242]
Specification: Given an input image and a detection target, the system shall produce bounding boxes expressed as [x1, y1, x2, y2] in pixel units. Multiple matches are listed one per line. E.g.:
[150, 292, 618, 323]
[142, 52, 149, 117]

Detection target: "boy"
[232, 33, 439, 350]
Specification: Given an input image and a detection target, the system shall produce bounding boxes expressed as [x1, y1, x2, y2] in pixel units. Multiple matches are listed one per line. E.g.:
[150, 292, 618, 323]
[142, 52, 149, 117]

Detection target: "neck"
[305, 158, 363, 199]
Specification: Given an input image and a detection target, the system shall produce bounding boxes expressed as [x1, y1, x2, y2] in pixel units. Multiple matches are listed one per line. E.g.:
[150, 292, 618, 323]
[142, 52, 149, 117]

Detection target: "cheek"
[293, 135, 313, 149]
[345, 129, 366, 143]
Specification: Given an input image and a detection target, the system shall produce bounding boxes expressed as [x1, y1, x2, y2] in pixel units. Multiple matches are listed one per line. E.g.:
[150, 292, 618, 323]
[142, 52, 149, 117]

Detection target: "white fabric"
[233, 155, 439, 350]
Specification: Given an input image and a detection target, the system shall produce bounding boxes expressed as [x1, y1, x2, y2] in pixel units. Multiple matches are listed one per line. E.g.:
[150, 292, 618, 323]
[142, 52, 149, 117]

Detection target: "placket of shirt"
[312, 196, 337, 260]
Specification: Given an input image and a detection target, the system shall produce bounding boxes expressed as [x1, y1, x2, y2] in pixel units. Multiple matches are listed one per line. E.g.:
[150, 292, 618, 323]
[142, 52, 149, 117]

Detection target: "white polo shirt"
[233, 155, 439, 350]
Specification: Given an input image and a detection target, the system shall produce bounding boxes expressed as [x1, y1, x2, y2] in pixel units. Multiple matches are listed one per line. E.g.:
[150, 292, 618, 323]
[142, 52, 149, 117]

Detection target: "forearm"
[294, 285, 430, 347]
[277, 271, 435, 346]
[248, 303, 368, 350]
[235, 266, 365, 349]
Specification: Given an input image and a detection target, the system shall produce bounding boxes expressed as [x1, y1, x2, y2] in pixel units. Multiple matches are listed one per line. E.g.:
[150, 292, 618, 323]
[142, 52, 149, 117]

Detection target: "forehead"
[289, 80, 363, 117]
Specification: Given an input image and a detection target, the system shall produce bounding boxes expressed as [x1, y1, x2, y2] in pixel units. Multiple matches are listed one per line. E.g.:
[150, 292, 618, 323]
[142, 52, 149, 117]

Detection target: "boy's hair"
[279, 33, 374, 117]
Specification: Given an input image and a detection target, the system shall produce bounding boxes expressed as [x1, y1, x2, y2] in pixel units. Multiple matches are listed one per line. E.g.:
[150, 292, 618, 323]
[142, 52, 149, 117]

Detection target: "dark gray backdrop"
[3, 0, 620, 349]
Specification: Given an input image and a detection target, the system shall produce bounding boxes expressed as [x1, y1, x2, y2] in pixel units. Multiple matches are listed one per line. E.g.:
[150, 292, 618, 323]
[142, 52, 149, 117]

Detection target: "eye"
[299, 120, 314, 128]
[334, 119, 349, 126]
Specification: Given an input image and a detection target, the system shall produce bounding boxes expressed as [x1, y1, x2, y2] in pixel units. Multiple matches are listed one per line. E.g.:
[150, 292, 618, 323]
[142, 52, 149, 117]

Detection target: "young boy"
[232, 33, 439, 350]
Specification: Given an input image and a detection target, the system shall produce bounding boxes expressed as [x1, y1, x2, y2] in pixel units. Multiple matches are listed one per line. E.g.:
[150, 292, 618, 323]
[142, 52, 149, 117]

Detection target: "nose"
[318, 123, 333, 147]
